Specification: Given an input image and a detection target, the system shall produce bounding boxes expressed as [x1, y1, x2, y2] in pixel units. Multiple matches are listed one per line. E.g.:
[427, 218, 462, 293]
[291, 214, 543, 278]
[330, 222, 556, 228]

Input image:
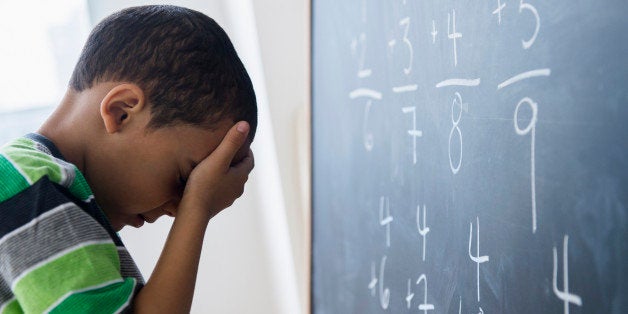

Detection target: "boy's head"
[57, 5, 257, 230]
[70, 5, 257, 136]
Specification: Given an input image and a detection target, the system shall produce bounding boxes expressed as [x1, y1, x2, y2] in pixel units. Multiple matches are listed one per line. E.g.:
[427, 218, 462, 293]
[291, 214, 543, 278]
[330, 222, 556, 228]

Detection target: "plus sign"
[431, 20, 437, 43]
[492, 0, 506, 25]
[406, 278, 414, 309]
[368, 262, 377, 296]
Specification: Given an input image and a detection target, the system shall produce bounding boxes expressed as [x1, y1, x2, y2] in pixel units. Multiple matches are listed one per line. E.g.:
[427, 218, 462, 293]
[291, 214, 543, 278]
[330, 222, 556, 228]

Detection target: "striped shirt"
[0, 134, 144, 313]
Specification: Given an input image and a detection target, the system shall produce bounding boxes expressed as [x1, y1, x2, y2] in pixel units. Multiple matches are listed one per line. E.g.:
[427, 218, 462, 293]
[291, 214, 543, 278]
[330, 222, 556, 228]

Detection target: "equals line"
[349, 88, 383, 100]
[358, 69, 372, 78]
[497, 68, 551, 90]
[392, 84, 418, 93]
[436, 78, 481, 88]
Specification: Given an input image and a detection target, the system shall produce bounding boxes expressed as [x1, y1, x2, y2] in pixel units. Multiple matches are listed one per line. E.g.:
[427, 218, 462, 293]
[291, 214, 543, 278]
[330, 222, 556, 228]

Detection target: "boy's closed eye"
[178, 161, 197, 189]
[179, 175, 188, 187]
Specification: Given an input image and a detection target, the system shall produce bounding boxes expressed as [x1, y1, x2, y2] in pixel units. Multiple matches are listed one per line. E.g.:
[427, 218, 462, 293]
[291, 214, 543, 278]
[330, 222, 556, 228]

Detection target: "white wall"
[249, 0, 311, 311]
[88, 1, 310, 313]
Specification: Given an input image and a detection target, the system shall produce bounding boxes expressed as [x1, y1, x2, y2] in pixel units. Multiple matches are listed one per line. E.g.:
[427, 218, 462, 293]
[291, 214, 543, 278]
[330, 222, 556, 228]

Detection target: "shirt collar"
[24, 133, 68, 161]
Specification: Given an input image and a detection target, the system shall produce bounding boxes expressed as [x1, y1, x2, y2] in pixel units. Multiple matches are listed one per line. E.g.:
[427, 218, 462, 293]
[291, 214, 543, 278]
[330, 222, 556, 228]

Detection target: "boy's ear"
[100, 83, 146, 134]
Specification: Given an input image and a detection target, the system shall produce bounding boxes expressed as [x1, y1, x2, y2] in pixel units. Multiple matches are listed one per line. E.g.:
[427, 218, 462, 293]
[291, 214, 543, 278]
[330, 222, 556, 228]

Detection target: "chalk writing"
[447, 9, 462, 66]
[493, 0, 506, 25]
[399, 17, 412, 75]
[406, 278, 414, 309]
[368, 261, 377, 296]
[390, 16, 418, 93]
[449, 92, 465, 174]
[402, 106, 423, 164]
[351, 33, 372, 78]
[497, 69, 551, 90]
[363, 100, 374, 151]
[313, 1, 618, 312]
[514, 97, 538, 233]
[436, 78, 481, 88]
[469, 216, 490, 302]
[519, 0, 540, 49]
[553, 235, 583, 314]
[349, 88, 383, 100]
[497, 67, 550, 234]
[416, 204, 430, 261]
[379, 196, 393, 247]
[416, 274, 435, 313]
[379, 255, 390, 309]
[393, 84, 418, 93]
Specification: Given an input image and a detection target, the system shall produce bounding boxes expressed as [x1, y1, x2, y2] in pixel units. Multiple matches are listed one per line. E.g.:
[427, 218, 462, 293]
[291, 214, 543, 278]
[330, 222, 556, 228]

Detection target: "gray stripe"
[54, 157, 76, 188]
[33, 141, 76, 187]
[33, 141, 52, 156]
[0, 204, 111, 284]
[117, 248, 145, 285]
[0, 277, 13, 304]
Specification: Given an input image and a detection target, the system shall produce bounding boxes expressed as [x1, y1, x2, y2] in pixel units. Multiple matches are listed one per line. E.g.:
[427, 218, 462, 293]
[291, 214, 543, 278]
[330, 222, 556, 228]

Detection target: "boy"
[0, 5, 256, 313]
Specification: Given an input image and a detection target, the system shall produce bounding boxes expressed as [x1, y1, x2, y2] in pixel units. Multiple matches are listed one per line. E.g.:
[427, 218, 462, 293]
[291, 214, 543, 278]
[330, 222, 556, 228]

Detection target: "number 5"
[519, 0, 540, 49]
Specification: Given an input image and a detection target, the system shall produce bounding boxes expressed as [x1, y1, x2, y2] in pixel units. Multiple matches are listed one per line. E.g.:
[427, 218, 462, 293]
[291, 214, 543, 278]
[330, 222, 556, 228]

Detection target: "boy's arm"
[132, 121, 253, 313]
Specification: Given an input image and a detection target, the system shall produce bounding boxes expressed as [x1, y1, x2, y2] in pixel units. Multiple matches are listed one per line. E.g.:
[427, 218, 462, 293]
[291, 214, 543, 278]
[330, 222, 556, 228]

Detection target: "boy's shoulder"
[0, 133, 123, 247]
[0, 134, 92, 204]
[0, 135, 145, 314]
[0, 147, 144, 314]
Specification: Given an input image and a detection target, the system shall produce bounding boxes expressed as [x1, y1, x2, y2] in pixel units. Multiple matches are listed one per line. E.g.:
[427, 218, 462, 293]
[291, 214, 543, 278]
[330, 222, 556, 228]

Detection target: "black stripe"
[0, 177, 123, 246]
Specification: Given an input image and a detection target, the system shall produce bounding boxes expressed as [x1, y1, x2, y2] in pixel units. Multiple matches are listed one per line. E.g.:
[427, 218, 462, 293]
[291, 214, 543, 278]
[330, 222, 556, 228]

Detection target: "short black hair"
[69, 5, 257, 139]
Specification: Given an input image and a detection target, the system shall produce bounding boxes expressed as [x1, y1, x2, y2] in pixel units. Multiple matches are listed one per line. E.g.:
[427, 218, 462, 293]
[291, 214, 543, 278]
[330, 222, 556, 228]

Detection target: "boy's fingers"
[247, 149, 254, 170]
[232, 151, 254, 174]
[208, 121, 250, 167]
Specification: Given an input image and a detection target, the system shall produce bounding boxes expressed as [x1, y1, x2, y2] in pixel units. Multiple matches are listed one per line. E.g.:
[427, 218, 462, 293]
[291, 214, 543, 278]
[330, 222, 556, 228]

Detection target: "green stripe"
[0, 137, 95, 202]
[0, 155, 30, 203]
[68, 168, 93, 201]
[49, 278, 136, 314]
[1, 299, 23, 314]
[13, 243, 121, 314]
[2, 138, 63, 185]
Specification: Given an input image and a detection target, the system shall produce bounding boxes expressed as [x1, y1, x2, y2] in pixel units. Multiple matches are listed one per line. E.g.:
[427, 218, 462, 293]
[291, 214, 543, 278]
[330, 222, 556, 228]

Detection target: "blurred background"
[0, 0, 310, 313]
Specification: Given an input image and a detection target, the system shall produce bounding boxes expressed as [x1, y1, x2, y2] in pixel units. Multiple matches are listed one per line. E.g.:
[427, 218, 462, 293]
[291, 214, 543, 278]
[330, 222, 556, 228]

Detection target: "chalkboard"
[311, 1, 628, 313]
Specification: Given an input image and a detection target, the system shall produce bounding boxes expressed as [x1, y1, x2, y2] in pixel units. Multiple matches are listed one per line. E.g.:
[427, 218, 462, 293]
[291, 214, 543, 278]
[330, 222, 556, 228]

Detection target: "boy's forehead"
[148, 119, 251, 164]
[178, 120, 250, 162]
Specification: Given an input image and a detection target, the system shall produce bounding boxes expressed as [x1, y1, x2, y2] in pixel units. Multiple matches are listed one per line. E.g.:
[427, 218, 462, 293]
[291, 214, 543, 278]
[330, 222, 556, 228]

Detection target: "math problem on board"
[313, 0, 628, 313]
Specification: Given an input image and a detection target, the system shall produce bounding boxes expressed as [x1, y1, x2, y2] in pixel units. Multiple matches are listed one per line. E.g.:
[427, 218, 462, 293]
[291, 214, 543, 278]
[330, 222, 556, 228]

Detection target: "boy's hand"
[135, 122, 253, 313]
[180, 121, 254, 219]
